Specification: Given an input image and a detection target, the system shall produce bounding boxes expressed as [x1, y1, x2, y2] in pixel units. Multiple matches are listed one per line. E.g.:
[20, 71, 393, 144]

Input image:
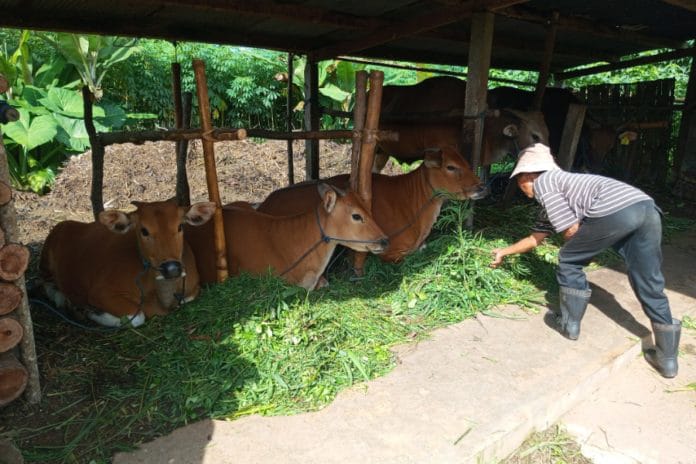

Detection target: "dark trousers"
[557, 200, 672, 325]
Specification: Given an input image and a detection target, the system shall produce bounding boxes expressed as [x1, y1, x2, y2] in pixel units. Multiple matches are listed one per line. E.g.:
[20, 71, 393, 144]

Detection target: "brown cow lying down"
[186, 183, 388, 290]
[40, 200, 216, 327]
[257, 147, 485, 273]
[374, 76, 550, 172]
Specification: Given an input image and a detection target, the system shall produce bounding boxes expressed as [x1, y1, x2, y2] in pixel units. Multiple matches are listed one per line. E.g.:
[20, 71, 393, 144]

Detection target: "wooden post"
[504, 11, 557, 205]
[304, 58, 320, 180]
[172, 62, 192, 206]
[531, 11, 559, 110]
[463, 11, 494, 225]
[0, 132, 39, 405]
[556, 103, 587, 170]
[286, 53, 295, 185]
[352, 71, 384, 276]
[350, 70, 368, 192]
[83, 86, 105, 219]
[192, 59, 228, 282]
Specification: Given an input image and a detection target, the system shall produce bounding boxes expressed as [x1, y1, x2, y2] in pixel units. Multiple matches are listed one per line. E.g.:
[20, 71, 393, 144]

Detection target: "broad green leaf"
[52, 113, 90, 152]
[2, 110, 58, 150]
[319, 83, 351, 103]
[39, 87, 86, 117]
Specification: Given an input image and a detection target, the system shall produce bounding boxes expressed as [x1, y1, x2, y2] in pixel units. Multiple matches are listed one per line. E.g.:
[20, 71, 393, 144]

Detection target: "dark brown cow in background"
[487, 86, 638, 173]
[374, 76, 550, 171]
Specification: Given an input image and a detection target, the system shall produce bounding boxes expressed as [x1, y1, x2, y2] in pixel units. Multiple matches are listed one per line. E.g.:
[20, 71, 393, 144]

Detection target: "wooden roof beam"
[419, 29, 622, 65]
[309, 0, 529, 62]
[153, 0, 385, 30]
[555, 46, 696, 80]
[498, 5, 686, 50]
[660, 0, 696, 13]
[0, 9, 315, 53]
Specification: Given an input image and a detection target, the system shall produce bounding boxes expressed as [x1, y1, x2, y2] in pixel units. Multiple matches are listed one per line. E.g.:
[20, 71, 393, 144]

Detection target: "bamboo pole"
[352, 70, 384, 276]
[192, 59, 228, 282]
[172, 62, 192, 206]
[350, 70, 368, 192]
[286, 53, 295, 185]
[245, 128, 396, 141]
[83, 86, 105, 219]
[99, 127, 246, 146]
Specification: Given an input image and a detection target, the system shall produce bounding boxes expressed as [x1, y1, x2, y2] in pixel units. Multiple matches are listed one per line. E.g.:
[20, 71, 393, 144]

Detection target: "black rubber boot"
[644, 318, 681, 378]
[557, 286, 592, 340]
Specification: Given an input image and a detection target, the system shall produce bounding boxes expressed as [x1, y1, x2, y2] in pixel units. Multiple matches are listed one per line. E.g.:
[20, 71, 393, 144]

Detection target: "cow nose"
[159, 260, 183, 279]
[469, 183, 489, 200]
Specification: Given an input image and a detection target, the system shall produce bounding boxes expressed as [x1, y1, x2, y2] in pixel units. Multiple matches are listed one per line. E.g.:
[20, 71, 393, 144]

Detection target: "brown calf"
[40, 200, 215, 327]
[186, 184, 388, 290]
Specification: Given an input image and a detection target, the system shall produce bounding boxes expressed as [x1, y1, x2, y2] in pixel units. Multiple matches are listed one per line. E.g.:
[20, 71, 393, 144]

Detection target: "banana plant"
[41, 33, 140, 99]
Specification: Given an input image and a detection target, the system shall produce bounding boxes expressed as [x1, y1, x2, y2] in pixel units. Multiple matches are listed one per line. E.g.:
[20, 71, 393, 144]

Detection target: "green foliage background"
[0, 28, 692, 194]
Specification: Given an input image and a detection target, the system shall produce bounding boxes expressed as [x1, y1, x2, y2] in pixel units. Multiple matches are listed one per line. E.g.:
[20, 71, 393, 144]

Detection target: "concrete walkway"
[113, 228, 696, 464]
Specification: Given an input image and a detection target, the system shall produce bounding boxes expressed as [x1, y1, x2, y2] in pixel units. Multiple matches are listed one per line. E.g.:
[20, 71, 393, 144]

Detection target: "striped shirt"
[532, 169, 652, 234]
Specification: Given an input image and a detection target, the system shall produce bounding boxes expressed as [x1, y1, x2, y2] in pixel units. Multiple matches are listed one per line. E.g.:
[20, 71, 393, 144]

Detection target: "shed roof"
[2, 1, 695, 72]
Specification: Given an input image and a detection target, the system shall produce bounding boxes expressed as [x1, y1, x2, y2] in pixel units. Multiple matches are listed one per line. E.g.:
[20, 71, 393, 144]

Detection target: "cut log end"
[0, 180, 12, 206]
[0, 244, 30, 282]
[0, 318, 23, 353]
[0, 283, 23, 315]
[0, 353, 28, 407]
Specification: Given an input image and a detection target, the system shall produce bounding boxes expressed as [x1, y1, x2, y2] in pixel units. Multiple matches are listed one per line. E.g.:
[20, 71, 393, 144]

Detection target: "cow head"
[422, 147, 487, 200]
[483, 109, 550, 166]
[99, 199, 216, 279]
[577, 120, 639, 172]
[316, 183, 388, 254]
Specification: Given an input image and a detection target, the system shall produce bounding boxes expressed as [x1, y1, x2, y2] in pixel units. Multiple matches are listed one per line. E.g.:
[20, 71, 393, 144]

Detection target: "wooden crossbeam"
[310, 0, 528, 61]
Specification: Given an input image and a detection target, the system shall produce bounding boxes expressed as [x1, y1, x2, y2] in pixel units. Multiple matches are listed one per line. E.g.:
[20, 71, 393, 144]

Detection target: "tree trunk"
[0, 283, 22, 315]
[0, 244, 29, 282]
[0, 352, 28, 407]
[0, 317, 23, 353]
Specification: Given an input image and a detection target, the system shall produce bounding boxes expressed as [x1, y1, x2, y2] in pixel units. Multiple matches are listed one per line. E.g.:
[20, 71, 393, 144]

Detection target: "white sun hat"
[509, 143, 561, 178]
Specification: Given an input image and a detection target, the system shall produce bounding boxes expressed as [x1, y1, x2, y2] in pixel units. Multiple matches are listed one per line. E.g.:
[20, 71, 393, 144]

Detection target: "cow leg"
[352, 251, 368, 278]
[88, 310, 146, 328]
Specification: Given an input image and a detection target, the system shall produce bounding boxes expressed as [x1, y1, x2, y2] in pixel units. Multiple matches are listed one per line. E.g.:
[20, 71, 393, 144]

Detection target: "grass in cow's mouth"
[3, 202, 692, 463]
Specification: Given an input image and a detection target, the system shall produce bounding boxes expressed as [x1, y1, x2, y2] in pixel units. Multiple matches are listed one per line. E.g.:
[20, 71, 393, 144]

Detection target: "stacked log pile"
[0, 71, 40, 407]
[0, 178, 31, 407]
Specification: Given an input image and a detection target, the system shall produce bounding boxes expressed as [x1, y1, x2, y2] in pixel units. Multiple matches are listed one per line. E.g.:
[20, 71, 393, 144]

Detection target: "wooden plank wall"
[577, 79, 675, 187]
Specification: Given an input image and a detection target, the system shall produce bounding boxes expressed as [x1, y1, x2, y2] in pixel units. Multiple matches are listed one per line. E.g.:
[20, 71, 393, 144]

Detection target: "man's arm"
[490, 231, 550, 268]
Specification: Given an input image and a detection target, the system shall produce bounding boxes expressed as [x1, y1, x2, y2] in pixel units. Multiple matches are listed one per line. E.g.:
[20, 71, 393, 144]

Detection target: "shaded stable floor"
[113, 228, 696, 464]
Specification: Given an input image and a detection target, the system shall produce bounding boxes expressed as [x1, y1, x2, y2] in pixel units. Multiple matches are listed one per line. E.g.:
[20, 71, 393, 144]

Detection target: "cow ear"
[185, 202, 216, 226]
[318, 183, 337, 213]
[99, 210, 133, 234]
[503, 124, 519, 138]
[423, 148, 443, 168]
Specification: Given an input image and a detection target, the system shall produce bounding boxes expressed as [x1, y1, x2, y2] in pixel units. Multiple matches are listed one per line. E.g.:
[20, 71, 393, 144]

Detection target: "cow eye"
[351, 213, 363, 222]
[446, 165, 457, 172]
[141, 227, 150, 237]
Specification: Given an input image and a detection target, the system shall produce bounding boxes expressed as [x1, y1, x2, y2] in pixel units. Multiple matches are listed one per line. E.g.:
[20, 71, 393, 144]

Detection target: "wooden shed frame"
[0, 1, 695, 407]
